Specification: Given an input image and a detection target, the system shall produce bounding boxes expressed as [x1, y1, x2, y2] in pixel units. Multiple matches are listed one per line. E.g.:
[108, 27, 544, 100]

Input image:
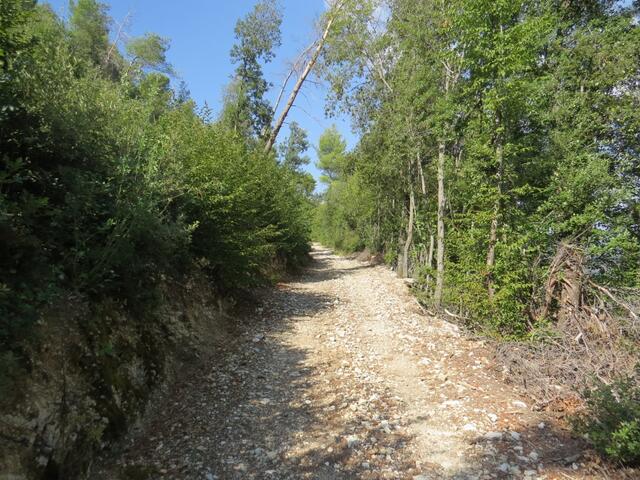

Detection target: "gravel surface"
[94, 246, 604, 480]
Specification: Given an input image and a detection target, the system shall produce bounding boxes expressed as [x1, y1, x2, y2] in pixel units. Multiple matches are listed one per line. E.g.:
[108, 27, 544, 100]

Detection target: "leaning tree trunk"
[264, 3, 343, 154]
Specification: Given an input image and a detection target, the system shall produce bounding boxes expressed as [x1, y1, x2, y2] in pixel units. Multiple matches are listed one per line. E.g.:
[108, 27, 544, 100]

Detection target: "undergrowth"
[573, 370, 640, 466]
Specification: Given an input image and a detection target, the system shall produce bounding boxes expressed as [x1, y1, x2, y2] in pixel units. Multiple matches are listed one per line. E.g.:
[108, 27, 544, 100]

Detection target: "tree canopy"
[314, 0, 640, 335]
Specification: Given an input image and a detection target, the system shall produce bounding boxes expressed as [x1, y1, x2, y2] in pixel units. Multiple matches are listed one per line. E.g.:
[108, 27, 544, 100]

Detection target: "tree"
[0, 0, 35, 72]
[69, 0, 109, 67]
[264, 0, 346, 153]
[219, 77, 252, 137]
[125, 33, 173, 75]
[312, 0, 638, 335]
[391, 0, 465, 301]
[279, 121, 310, 171]
[228, 0, 282, 139]
[317, 125, 347, 183]
[318, 0, 394, 130]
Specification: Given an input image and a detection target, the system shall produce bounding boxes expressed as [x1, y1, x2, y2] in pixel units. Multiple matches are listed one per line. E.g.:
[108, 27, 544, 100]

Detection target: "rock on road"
[96, 246, 595, 480]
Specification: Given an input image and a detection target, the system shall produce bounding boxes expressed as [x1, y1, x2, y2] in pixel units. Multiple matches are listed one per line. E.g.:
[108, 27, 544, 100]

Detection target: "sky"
[44, 0, 358, 188]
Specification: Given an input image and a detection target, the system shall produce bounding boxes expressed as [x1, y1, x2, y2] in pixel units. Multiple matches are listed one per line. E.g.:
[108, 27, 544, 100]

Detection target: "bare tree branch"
[264, 1, 346, 154]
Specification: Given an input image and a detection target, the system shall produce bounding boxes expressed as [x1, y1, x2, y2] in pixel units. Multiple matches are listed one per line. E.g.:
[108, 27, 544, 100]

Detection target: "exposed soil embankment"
[0, 273, 238, 479]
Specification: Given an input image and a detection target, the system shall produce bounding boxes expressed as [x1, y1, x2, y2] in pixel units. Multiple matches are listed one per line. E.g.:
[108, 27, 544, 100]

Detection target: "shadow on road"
[298, 248, 376, 284]
[91, 247, 602, 480]
[93, 247, 417, 479]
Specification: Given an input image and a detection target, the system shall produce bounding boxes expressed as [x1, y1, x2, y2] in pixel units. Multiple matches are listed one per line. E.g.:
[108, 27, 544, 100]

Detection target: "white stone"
[346, 434, 360, 448]
[463, 423, 477, 432]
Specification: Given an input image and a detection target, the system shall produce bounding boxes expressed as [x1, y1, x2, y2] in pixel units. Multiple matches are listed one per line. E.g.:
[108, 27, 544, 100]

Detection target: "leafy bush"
[573, 373, 640, 465]
[0, 1, 311, 397]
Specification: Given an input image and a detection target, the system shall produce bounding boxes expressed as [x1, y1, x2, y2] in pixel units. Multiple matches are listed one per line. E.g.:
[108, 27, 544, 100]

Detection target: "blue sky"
[44, 0, 357, 188]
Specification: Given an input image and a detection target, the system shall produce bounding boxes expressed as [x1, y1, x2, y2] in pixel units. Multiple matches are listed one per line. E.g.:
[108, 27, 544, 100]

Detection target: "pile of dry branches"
[495, 243, 639, 410]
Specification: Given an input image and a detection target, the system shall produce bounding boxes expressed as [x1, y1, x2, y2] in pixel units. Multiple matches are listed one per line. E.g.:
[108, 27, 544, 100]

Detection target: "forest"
[1, 0, 312, 390]
[315, 0, 639, 335]
[1, 0, 639, 477]
[313, 0, 640, 466]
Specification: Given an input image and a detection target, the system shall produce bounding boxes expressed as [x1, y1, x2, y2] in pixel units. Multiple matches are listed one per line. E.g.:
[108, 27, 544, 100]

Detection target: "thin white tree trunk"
[434, 141, 446, 308]
[486, 121, 503, 301]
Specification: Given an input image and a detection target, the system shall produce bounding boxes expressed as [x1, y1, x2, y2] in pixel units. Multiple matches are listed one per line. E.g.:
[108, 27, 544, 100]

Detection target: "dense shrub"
[0, 1, 311, 396]
[574, 374, 640, 466]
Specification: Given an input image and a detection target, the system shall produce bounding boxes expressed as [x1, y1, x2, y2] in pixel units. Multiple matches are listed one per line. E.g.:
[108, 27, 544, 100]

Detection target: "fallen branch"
[444, 308, 468, 321]
[588, 280, 638, 320]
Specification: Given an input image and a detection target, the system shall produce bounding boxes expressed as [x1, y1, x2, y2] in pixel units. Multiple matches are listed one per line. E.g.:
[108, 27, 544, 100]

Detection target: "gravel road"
[95, 246, 601, 480]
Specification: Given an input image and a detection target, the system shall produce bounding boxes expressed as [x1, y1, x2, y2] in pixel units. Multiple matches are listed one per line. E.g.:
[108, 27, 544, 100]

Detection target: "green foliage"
[126, 33, 173, 74]
[317, 125, 348, 183]
[0, 0, 34, 71]
[574, 373, 640, 465]
[279, 121, 310, 172]
[313, 177, 367, 253]
[0, 0, 310, 400]
[278, 122, 315, 196]
[313, 126, 374, 253]
[313, 5, 639, 469]
[314, 0, 639, 336]
[69, 0, 109, 66]
[227, 0, 282, 138]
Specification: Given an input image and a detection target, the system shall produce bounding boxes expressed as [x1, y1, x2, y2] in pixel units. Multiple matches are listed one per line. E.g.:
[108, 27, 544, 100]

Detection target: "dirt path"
[96, 246, 597, 480]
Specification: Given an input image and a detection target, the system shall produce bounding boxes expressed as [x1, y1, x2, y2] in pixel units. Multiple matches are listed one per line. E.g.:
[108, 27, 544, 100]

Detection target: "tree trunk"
[427, 234, 434, 270]
[486, 119, 504, 301]
[417, 151, 426, 195]
[424, 233, 434, 291]
[264, 3, 342, 154]
[434, 141, 446, 308]
[558, 243, 583, 330]
[434, 53, 457, 309]
[399, 187, 415, 278]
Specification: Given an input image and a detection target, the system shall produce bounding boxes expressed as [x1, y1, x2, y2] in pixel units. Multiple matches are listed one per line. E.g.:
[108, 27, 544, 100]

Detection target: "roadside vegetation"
[312, 0, 640, 465]
[0, 0, 313, 475]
